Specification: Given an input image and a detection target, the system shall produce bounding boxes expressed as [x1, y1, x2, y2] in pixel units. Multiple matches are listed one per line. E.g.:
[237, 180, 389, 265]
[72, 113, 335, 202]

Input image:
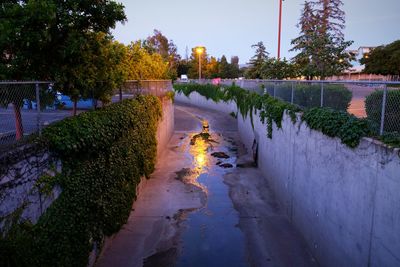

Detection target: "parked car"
[55, 92, 94, 110]
[180, 74, 189, 83]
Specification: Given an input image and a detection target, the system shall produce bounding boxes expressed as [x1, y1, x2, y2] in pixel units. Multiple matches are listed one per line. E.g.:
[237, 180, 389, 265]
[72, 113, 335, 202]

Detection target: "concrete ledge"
[175, 92, 236, 115]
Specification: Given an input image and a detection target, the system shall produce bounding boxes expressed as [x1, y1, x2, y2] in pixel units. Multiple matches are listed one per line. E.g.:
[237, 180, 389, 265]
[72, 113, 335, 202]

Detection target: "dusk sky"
[112, 0, 400, 64]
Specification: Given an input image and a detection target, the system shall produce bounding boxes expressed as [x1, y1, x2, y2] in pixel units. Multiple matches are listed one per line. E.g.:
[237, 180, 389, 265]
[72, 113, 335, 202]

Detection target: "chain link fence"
[194, 79, 400, 138]
[235, 79, 400, 137]
[120, 80, 172, 99]
[0, 80, 172, 149]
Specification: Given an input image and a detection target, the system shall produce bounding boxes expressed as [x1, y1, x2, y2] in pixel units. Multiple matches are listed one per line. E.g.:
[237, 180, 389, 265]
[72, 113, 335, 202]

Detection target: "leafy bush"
[365, 89, 400, 133]
[379, 132, 400, 147]
[0, 95, 162, 267]
[302, 107, 371, 148]
[264, 83, 352, 111]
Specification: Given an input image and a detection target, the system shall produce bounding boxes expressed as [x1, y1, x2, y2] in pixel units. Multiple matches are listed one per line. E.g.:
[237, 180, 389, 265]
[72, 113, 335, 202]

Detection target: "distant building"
[328, 46, 389, 81]
[352, 46, 376, 66]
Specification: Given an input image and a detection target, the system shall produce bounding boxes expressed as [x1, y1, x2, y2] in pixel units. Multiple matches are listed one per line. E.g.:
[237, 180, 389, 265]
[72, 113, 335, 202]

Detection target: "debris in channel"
[219, 163, 233, 168]
[211, 152, 230, 159]
[175, 168, 195, 181]
[190, 132, 210, 145]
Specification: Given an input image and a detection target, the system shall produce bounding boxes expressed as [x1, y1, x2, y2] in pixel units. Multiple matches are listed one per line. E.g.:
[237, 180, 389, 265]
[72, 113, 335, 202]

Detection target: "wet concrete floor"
[96, 102, 317, 267]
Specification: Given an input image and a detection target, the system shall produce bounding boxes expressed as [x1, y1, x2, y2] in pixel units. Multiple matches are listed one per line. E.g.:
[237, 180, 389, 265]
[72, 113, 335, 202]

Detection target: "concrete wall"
[178, 92, 400, 267]
[156, 98, 175, 157]
[175, 92, 237, 115]
[239, 112, 400, 267]
[0, 144, 61, 229]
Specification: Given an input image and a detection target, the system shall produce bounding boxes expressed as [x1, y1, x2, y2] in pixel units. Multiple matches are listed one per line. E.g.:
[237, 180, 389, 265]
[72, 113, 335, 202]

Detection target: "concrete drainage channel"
[144, 125, 248, 267]
[96, 103, 316, 267]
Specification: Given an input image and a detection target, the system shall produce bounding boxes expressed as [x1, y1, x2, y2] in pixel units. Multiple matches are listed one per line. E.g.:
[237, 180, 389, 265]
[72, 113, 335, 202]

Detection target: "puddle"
[173, 122, 248, 267]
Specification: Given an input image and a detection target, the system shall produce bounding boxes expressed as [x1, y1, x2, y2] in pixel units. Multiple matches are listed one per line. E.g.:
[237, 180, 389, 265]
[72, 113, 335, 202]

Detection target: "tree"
[188, 47, 209, 79]
[52, 0, 126, 114]
[54, 32, 129, 114]
[1, 0, 127, 120]
[261, 58, 297, 79]
[125, 41, 169, 80]
[312, 0, 345, 40]
[246, 42, 269, 79]
[205, 57, 220, 78]
[291, 0, 353, 79]
[177, 60, 190, 77]
[219, 55, 231, 78]
[91, 35, 129, 106]
[143, 29, 181, 79]
[361, 40, 400, 79]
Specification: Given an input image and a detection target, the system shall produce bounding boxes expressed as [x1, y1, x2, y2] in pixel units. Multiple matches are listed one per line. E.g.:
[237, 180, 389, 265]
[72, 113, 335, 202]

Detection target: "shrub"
[0, 95, 162, 267]
[365, 89, 400, 133]
[264, 83, 352, 111]
[302, 107, 371, 148]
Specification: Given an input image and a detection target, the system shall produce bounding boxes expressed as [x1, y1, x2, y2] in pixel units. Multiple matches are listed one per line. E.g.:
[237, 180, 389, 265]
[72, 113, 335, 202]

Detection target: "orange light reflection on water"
[192, 137, 208, 171]
[185, 129, 211, 194]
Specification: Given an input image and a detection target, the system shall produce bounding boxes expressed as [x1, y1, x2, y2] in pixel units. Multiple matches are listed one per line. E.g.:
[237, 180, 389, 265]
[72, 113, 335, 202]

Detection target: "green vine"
[174, 83, 299, 138]
[165, 91, 175, 103]
[302, 107, 371, 148]
[0, 95, 162, 267]
[379, 132, 400, 148]
[173, 83, 398, 148]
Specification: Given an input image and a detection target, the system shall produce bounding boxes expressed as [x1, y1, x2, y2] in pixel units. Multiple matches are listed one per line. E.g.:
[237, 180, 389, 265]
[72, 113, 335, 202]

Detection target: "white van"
[180, 74, 189, 83]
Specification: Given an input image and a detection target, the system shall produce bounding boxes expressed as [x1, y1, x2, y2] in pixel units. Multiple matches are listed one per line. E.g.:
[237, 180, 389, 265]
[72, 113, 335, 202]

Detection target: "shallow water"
[175, 129, 248, 267]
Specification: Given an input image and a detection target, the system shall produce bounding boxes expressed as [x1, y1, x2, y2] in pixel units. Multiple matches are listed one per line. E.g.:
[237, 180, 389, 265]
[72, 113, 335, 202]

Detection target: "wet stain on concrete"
[143, 247, 178, 267]
[175, 168, 194, 181]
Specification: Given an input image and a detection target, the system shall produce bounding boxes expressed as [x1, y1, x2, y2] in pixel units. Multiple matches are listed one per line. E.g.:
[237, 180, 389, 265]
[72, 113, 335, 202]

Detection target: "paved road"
[96, 102, 317, 267]
[346, 85, 399, 118]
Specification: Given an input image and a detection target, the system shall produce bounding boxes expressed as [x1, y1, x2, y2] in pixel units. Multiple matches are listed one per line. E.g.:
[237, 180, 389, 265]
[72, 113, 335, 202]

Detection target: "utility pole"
[196, 46, 204, 80]
[277, 0, 283, 60]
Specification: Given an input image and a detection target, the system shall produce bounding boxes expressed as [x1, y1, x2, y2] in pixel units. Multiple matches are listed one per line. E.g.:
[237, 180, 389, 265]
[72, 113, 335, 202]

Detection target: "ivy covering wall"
[0, 95, 162, 267]
[174, 84, 398, 148]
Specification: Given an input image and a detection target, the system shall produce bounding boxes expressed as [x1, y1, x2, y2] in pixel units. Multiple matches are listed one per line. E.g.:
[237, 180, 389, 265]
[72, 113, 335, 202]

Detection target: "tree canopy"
[361, 40, 400, 79]
[1, 0, 127, 116]
[246, 42, 269, 79]
[0, 0, 126, 81]
[142, 29, 181, 79]
[291, 0, 353, 79]
[261, 58, 298, 80]
[125, 41, 169, 80]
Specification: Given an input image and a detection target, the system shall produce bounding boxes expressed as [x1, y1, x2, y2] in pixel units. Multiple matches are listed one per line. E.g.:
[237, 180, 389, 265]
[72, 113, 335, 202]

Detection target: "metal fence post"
[273, 82, 276, 98]
[291, 82, 295, 104]
[320, 82, 324, 107]
[379, 84, 388, 135]
[35, 83, 42, 135]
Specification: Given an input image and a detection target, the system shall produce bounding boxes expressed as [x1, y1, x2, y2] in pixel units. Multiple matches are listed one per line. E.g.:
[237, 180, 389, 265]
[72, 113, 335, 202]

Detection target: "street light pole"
[199, 53, 201, 80]
[277, 0, 283, 60]
[196, 46, 204, 80]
